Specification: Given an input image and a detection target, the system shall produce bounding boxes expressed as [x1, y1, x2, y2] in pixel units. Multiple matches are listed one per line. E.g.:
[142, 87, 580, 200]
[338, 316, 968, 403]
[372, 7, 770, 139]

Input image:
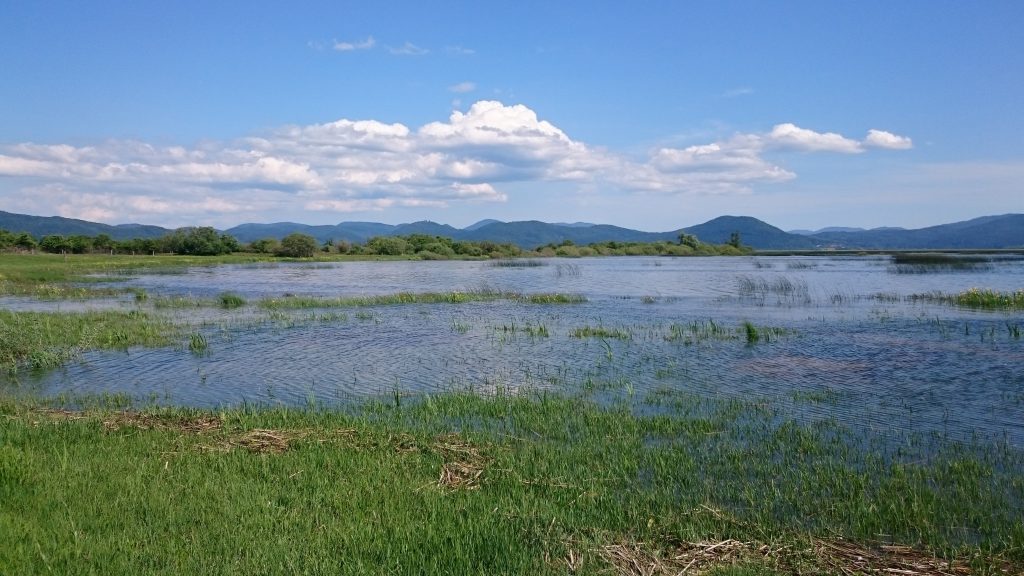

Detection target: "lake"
[4, 255, 1024, 445]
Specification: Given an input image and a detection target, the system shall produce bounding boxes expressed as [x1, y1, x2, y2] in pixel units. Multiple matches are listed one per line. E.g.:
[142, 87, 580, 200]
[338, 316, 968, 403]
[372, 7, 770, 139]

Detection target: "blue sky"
[1, 1, 1021, 232]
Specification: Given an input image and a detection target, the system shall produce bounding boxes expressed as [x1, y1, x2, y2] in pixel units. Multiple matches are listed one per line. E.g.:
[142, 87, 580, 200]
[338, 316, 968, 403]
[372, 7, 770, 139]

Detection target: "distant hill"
[809, 214, 1024, 249]
[685, 216, 820, 250]
[3, 209, 1022, 250]
[463, 219, 502, 231]
[0, 210, 168, 240]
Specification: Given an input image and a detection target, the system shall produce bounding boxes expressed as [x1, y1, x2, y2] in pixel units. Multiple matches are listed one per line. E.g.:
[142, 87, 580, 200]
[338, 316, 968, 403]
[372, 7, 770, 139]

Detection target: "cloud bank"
[0, 101, 911, 225]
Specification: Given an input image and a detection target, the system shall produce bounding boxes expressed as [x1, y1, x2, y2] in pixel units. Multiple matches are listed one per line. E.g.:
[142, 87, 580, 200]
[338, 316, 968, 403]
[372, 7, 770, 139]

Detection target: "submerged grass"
[0, 310, 176, 372]
[0, 391, 1020, 575]
[258, 291, 586, 309]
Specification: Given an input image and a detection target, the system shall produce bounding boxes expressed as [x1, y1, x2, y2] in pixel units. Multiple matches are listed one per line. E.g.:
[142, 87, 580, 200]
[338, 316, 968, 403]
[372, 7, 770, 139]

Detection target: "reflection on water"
[4, 256, 1023, 445]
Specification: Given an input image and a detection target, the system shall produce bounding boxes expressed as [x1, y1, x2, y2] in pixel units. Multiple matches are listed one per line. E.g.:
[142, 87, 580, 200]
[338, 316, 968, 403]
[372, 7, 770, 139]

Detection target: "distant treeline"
[0, 227, 749, 258]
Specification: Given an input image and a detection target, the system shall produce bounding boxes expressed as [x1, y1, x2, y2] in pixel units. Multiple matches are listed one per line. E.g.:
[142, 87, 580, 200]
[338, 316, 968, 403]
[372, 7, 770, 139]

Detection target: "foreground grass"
[0, 310, 177, 372]
[1, 391, 1021, 575]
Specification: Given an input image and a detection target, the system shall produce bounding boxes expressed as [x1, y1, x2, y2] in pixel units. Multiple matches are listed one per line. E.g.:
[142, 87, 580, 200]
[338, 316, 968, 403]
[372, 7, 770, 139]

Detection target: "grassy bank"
[1, 391, 1021, 575]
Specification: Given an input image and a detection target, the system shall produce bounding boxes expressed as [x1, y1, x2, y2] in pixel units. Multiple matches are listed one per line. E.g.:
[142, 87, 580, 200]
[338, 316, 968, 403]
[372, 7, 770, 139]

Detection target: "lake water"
[4, 255, 1023, 445]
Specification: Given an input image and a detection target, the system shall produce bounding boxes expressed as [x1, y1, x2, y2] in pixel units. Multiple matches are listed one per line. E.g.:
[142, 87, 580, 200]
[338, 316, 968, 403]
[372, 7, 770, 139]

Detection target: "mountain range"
[1, 210, 1021, 250]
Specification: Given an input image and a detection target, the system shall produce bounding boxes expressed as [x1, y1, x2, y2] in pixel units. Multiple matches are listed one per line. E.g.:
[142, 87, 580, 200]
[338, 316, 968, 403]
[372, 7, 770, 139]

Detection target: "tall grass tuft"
[218, 292, 246, 309]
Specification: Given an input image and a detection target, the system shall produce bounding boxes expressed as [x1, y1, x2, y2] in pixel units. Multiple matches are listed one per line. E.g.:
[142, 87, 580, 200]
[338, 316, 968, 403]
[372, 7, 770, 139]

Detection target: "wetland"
[2, 252, 1023, 574]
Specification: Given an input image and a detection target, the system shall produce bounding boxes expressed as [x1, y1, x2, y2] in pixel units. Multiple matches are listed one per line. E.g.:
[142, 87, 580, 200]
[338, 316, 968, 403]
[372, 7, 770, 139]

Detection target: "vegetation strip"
[911, 288, 1024, 310]
[258, 291, 586, 309]
[1, 391, 1020, 575]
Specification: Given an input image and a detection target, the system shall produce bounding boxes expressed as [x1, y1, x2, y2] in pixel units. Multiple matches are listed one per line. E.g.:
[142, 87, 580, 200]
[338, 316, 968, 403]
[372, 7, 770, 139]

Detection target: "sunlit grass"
[0, 391, 1020, 574]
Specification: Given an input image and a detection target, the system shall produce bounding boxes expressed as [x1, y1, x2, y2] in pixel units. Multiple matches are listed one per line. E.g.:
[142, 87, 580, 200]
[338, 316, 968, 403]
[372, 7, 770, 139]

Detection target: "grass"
[0, 310, 176, 372]
[910, 288, 1024, 311]
[258, 291, 586, 309]
[0, 391, 1020, 575]
[218, 292, 246, 309]
[570, 325, 632, 340]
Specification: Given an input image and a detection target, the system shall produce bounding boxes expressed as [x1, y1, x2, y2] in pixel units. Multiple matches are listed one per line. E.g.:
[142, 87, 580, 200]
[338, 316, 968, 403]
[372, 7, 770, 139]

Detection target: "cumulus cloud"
[0, 102, 911, 225]
[864, 129, 913, 150]
[448, 81, 476, 94]
[767, 123, 864, 153]
[333, 36, 375, 51]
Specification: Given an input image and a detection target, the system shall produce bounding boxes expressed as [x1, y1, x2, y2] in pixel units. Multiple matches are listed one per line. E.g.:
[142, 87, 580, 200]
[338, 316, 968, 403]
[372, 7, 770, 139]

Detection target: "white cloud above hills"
[0, 101, 911, 226]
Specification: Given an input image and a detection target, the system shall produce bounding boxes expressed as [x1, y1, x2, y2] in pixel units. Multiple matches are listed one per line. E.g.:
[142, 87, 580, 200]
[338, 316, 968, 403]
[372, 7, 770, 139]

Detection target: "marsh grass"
[736, 275, 810, 303]
[258, 291, 586, 309]
[218, 292, 246, 309]
[488, 259, 547, 267]
[889, 253, 992, 274]
[570, 325, 632, 340]
[0, 310, 176, 372]
[0, 391, 1020, 575]
[910, 288, 1024, 311]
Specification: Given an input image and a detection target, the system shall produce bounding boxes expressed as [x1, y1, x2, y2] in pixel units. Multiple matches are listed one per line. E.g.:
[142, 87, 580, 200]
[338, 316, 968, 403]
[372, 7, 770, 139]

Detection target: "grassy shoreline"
[2, 391, 1021, 575]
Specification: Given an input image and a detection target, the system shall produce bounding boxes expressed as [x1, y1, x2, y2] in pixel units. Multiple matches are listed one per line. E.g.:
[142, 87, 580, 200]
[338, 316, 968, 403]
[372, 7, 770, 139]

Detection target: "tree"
[40, 235, 71, 254]
[677, 233, 700, 249]
[249, 238, 280, 254]
[14, 233, 37, 251]
[276, 233, 317, 258]
[161, 227, 236, 255]
[728, 232, 742, 249]
[93, 234, 114, 253]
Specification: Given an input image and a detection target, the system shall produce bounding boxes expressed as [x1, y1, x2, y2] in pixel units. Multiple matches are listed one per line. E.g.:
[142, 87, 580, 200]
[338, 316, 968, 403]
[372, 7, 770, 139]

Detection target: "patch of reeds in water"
[736, 275, 810, 303]
[217, 292, 246, 309]
[889, 253, 991, 274]
[487, 259, 547, 268]
[910, 288, 1024, 311]
[570, 325, 631, 340]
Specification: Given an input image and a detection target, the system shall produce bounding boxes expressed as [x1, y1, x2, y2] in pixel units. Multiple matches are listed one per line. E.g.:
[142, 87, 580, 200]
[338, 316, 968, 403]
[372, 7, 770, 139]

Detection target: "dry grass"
[432, 434, 488, 490]
[597, 537, 1002, 576]
[599, 539, 777, 576]
[813, 538, 977, 575]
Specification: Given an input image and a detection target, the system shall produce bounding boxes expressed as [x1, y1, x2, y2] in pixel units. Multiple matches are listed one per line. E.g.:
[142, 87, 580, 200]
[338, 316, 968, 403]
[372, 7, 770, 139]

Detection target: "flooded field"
[4, 255, 1023, 445]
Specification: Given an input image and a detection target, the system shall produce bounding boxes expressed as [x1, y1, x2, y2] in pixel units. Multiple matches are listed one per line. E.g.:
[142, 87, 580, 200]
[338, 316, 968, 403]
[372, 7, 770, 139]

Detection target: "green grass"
[0, 310, 177, 372]
[911, 288, 1024, 310]
[0, 391, 1020, 575]
[570, 325, 632, 340]
[218, 292, 246, 309]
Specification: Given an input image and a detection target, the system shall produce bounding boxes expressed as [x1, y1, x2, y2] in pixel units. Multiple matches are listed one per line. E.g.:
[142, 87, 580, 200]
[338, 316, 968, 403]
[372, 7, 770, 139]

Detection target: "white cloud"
[388, 42, 428, 56]
[445, 46, 475, 55]
[864, 129, 913, 150]
[0, 102, 911, 225]
[767, 123, 864, 153]
[333, 36, 376, 52]
[722, 87, 754, 98]
[448, 81, 476, 94]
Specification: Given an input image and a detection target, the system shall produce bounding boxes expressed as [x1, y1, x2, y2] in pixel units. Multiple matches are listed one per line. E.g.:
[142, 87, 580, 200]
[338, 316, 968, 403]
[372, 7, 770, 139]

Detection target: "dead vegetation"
[432, 433, 488, 490]
[596, 537, 1004, 576]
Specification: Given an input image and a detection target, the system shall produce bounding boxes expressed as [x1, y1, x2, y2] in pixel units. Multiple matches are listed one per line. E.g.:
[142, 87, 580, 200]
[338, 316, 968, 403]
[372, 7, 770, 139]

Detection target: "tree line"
[0, 227, 748, 258]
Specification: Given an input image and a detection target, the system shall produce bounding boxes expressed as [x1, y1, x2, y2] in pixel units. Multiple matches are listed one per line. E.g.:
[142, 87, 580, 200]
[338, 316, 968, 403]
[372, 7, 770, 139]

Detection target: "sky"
[1, 1, 1021, 232]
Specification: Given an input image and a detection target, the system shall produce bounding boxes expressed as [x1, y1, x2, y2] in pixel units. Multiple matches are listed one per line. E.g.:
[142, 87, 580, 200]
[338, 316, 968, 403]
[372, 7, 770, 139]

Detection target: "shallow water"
[4, 255, 1023, 444]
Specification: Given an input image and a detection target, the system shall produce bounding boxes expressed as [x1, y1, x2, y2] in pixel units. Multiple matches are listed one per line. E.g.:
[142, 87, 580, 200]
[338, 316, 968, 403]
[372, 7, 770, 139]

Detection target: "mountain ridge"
[1, 210, 1021, 250]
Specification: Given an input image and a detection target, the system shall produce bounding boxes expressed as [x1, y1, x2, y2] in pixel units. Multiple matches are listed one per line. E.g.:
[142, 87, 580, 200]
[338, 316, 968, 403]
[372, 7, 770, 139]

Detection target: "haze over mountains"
[1, 210, 1021, 250]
